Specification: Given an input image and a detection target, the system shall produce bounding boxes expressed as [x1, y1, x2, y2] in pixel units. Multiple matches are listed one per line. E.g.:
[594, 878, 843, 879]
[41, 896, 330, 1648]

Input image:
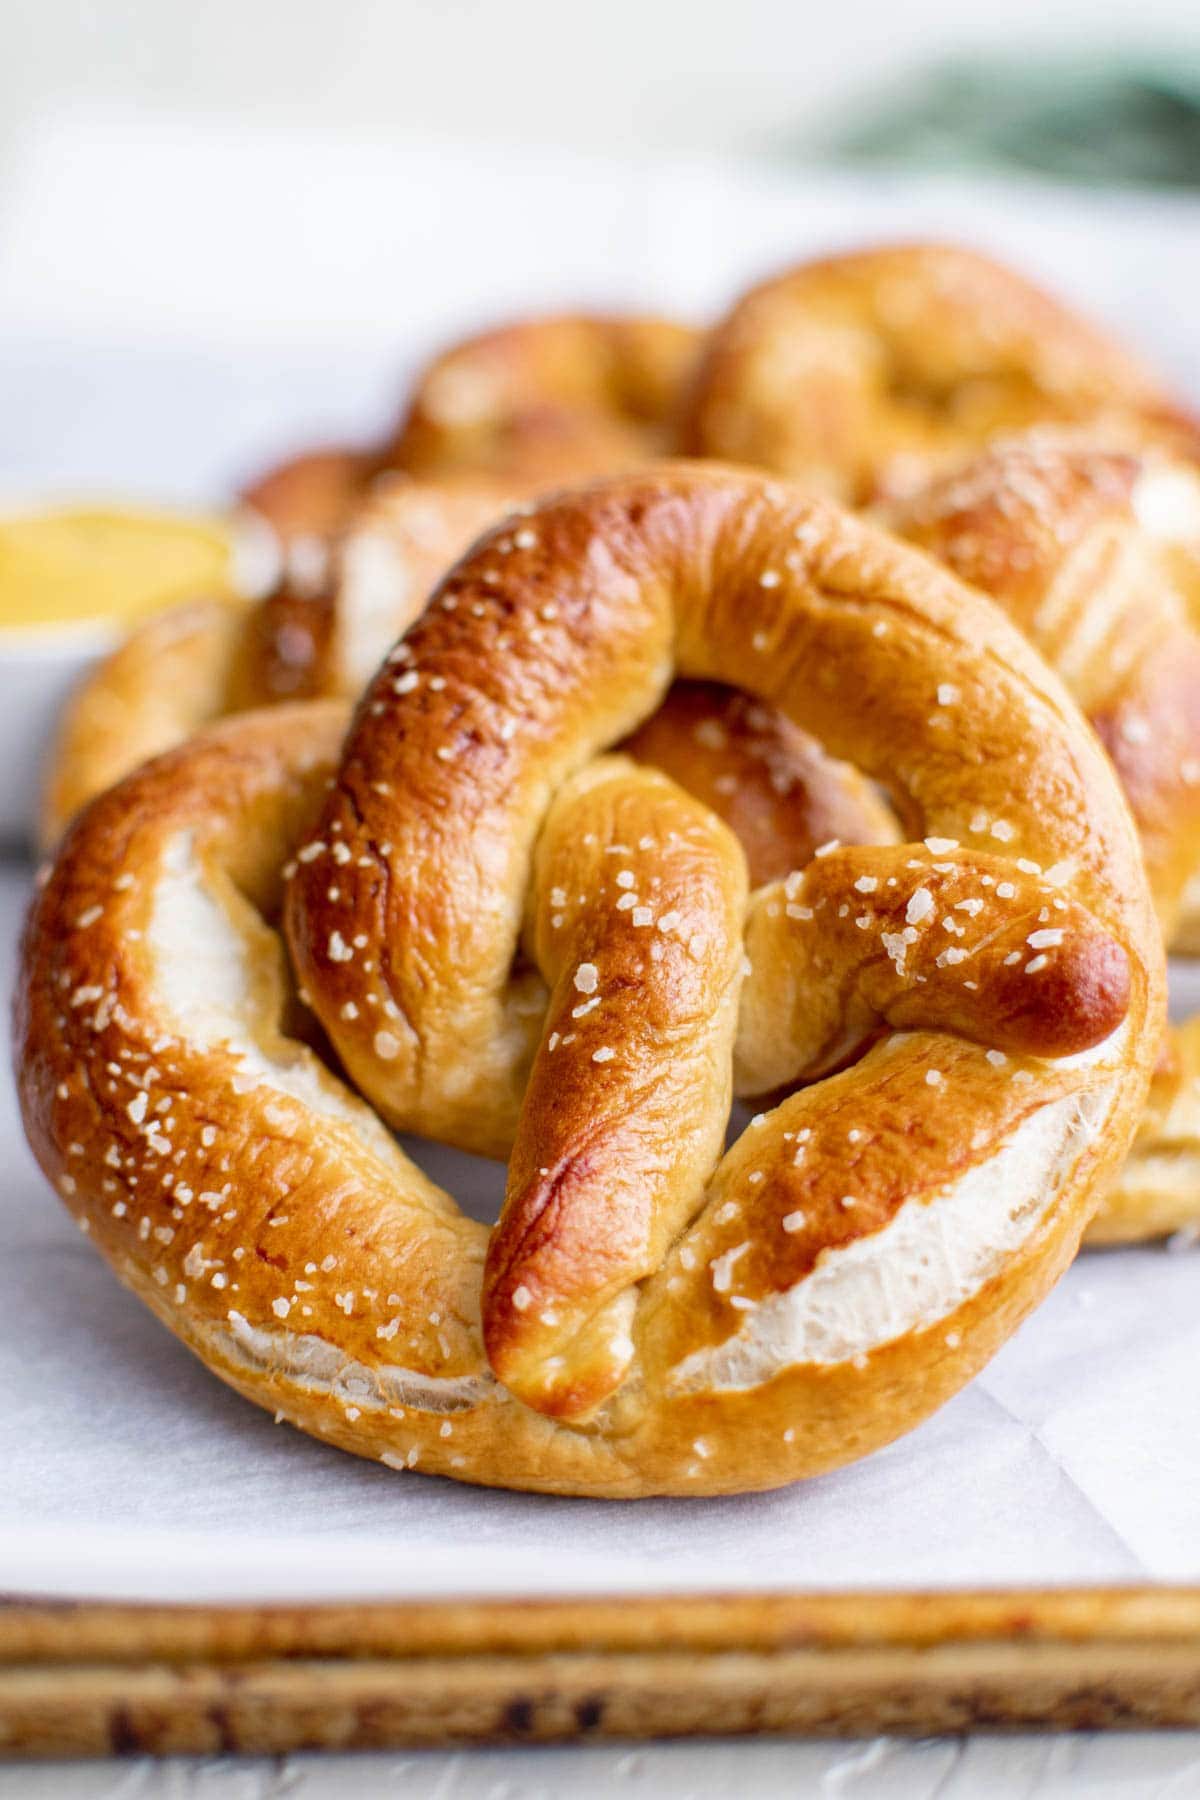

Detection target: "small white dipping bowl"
[0, 618, 126, 847]
[0, 504, 279, 849]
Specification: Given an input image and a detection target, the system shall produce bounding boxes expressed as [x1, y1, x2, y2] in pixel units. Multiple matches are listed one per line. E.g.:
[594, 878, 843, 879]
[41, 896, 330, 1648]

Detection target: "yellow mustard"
[0, 507, 237, 629]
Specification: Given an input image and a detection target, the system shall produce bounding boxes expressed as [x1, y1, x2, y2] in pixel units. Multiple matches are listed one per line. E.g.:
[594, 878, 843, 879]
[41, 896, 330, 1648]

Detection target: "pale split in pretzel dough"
[18, 469, 1163, 1496]
[669, 1071, 1117, 1392]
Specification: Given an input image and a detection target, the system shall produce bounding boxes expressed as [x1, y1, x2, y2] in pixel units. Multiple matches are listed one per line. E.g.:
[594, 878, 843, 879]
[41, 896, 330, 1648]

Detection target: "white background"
[4, 0, 1200, 163]
[4, 4, 1200, 1786]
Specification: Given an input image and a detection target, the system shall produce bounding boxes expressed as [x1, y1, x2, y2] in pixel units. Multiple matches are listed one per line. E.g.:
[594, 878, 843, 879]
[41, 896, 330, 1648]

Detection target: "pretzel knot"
[18, 468, 1162, 1497]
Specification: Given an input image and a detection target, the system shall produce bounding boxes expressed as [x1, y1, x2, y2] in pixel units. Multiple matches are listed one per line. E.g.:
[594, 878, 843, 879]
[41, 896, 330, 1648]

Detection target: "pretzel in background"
[684, 242, 1200, 504]
[888, 432, 1200, 1242]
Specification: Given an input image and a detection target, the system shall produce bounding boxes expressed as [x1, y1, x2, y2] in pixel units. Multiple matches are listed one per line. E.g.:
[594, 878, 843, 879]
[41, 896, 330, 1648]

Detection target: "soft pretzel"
[886, 433, 1200, 1241]
[1122, 456, 1200, 950]
[621, 679, 898, 888]
[43, 443, 1198, 1245]
[226, 475, 521, 709]
[239, 446, 383, 546]
[684, 243, 1200, 504]
[1090, 1019, 1200, 1245]
[39, 597, 246, 853]
[387, 313, 699, 484]
[18, 468, 1162, 1496]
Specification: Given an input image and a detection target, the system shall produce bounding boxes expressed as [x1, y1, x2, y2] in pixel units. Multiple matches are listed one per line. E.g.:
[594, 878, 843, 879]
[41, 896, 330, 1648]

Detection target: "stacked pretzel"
[18, 242, 1200, 1495]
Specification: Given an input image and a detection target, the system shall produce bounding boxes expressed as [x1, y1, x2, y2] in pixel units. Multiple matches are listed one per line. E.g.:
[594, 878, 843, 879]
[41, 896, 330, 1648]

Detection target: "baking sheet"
[1, 132, 1198, 1605]
[2, 862, 1197, 1603]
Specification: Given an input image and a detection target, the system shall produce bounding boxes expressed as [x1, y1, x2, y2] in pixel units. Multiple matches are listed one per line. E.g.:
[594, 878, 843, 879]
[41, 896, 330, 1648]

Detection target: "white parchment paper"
[2, 857, 1197, 1604]
[0, 135, 1197, 1605]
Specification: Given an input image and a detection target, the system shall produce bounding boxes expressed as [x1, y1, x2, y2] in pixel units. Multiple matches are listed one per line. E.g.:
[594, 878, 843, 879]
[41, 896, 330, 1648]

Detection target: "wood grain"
[2, 1586, 1198, 1756]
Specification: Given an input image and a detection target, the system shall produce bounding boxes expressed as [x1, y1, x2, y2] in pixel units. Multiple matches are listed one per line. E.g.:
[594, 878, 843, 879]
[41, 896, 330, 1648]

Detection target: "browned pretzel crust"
[888, 434, 1200, 1241]
[621, 680, 898, 887]
[39, 599, 246, 853]
[43, 476, 897, 880]
[14, 468, 1157, 1497]
[888, 435, 1200, 944]
[387, 313, 699, 483]
[239, 446, 382, 545]
[684, 243, 1200, 503]
[226, 475, 521, 709]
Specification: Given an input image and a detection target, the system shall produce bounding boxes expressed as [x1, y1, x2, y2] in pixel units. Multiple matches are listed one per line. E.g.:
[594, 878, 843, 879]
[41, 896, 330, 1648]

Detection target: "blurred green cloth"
[818, 61, 1200, 189]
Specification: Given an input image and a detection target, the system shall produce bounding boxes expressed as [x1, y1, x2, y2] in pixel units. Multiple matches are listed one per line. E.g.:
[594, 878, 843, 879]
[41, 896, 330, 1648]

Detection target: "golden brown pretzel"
[684, 243, 1200, 504]
[887, 435, 1200, 944]
[387, 312, 699, 483]
[1095, 1017, 1200, 1245]
[39, 597, 247, 853]
[226, 475, 521, 709]
[18, 468, 1162, 1495]
[620, 679, 898, 887]
[239, 446, 382, 546]
[886, 433, 1200, 1241]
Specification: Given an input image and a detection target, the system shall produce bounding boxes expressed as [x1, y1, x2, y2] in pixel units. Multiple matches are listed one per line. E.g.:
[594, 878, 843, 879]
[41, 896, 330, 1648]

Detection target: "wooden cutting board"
[3, 1584, 1198, 1756]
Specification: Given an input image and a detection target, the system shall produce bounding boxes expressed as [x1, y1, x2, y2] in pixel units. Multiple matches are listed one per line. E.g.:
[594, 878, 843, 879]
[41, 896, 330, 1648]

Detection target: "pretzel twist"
[19, 468, 1162, 1495]
[684, 244, 1200, 504]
